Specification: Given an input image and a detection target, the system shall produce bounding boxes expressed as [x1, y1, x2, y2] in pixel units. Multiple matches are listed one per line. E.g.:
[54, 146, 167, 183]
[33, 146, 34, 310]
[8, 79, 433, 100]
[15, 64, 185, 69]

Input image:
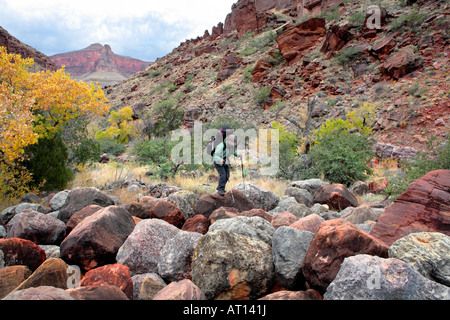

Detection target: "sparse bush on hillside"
[333, 46, 364, 67]
[318, 4, 340, 21]
[253, 86, 272, 107]
[390, 11, 426, 32]
[298, 108, 376, 186]
[148, 98, 184, 137]
[239, 31, 277, 57]
[272, 121, 305, 180]
[384, 135, 450, 199]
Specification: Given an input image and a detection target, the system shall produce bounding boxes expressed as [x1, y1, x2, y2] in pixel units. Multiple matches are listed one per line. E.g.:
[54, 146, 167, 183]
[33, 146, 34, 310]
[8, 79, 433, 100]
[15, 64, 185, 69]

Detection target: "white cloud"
[0, 0, 236, 60]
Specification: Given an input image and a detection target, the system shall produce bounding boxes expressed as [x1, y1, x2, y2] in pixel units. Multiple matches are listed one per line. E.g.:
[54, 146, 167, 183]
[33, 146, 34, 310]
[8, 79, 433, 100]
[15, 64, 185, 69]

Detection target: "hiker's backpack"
[205, 127, 234, 157]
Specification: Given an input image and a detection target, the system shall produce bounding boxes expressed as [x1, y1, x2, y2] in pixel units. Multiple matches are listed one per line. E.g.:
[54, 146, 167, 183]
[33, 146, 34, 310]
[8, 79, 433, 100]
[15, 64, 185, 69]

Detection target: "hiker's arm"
[213, 143, 224, 165]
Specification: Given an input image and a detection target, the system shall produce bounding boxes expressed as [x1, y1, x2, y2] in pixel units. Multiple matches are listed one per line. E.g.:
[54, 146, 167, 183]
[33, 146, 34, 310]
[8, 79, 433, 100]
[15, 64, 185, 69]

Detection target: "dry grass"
[70, 161, 290, 204]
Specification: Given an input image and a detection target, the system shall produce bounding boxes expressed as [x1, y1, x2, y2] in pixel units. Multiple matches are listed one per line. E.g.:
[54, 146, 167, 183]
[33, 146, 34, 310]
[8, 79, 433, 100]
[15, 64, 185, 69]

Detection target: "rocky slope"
[0, 26, 57, 71]
[0, 170, 449, 300]
[105, 0, 449, 153]
[50, 44, 152, 87]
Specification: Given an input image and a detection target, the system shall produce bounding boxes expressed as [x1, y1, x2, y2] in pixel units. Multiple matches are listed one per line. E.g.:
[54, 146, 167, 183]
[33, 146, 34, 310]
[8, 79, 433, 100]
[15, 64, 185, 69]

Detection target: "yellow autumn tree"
[31, 68, 109, 138]
[95, 106, 139, 144]
[0, 46, 109, 204]
[0, 47, 39, 162]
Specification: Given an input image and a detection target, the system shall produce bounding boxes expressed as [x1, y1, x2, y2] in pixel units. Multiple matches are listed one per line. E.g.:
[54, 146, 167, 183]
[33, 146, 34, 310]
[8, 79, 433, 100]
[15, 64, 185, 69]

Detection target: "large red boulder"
[217, 52, 242, 82]
[276, 18, 326, 64]
[289, 214, 324, 233]
[60, 206, 135, 272]
[181, 214, 210, 234]
[80, 263, 133, 300]
[251, 57, 273, 82]
[0, 238, 46, 271]
[66, 205, 102, 233]
[302, 219, 389, 293]
[320, 24, 353, 57]
[150, 201, 185, 228]
[371, 170, 450, 246]
[380, 45, 422, 80]
[313, 184, 359, 211]
[194, 190, 254, 217]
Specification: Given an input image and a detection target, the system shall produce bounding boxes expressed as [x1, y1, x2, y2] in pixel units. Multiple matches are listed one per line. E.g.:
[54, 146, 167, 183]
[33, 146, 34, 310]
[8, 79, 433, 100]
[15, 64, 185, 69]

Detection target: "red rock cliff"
[0, 26, 57, 71]
[50, 43, 152, 78]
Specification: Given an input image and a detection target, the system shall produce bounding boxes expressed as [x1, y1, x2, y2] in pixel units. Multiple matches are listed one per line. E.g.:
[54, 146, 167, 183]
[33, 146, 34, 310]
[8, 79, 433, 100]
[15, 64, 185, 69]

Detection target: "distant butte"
[50, 44, 152, 87]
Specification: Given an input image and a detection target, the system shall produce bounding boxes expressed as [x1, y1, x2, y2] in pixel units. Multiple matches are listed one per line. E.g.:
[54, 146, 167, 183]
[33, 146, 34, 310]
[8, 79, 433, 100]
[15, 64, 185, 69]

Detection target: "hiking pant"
[214, 163, 230, 192]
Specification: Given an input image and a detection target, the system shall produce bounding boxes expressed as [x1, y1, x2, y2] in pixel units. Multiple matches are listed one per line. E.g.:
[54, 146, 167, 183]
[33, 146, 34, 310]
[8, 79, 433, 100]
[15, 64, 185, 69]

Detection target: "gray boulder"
[290, 179, 329, 195]
[191, 230, 274, 300]
[157, 230, 202, 282]
[116, 219, 180, 275]
[0, 226, 6, 239]
[131, 273, 166, 300]
[324, 254, 450, 300]
[388, 232, 450, 286]
[341, 204, 380, 225]
[234, 182, 280, 211]
[349, 181, 369, 196]
[49, 191, 69, 211]
[209, 216, 275, 246]
[1, 203, 46, 225]
[272, 226, 314, 289]
[287, 203, 312, 219]
[38, 245, 60, 259]
[168, 192, 195, 220]
[269, 196, 298, 215]
[285, 187, 314, 207]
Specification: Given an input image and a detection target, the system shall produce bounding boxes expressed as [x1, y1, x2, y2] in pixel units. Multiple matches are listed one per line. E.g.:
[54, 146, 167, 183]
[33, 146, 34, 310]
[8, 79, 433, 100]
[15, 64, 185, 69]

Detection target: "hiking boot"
[217, 190, 226, 196]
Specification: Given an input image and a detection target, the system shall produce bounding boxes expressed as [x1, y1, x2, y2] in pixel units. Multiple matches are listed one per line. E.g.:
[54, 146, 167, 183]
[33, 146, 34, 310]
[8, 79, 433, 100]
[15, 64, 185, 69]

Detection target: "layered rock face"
[371, 170, 450, 246]
[0, 26, 57, 71]
[50, 44, 152, 86]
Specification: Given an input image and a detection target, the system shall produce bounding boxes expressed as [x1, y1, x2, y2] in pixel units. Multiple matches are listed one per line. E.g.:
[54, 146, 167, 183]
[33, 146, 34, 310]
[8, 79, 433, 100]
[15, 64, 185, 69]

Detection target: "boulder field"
[1, 170, 449, 300]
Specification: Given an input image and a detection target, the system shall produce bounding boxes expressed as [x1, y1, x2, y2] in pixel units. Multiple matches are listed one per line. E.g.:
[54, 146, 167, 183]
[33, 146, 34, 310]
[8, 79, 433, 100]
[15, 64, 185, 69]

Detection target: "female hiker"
[212, 134, 242, 196]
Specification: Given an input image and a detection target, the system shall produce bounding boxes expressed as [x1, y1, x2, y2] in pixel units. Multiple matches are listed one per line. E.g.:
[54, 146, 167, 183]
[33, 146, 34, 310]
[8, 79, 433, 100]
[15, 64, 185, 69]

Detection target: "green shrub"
[390, 11, 425, 32]
[99, 138, 126, 156]
[73, 139, 101, 164]
[309, 130, 375, 186]
[253, 86, 272, 106]
[149, 98, 184, 137]
[348, 11, 366, 24]
[132, 137, 182, 180]
[334, 46, 364, 67]
[23, 133, 74, 191]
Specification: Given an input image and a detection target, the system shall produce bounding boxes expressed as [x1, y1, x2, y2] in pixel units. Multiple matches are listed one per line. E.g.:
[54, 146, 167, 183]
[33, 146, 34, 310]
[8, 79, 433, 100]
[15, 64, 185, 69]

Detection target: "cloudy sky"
[0, 0, 237, 61]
